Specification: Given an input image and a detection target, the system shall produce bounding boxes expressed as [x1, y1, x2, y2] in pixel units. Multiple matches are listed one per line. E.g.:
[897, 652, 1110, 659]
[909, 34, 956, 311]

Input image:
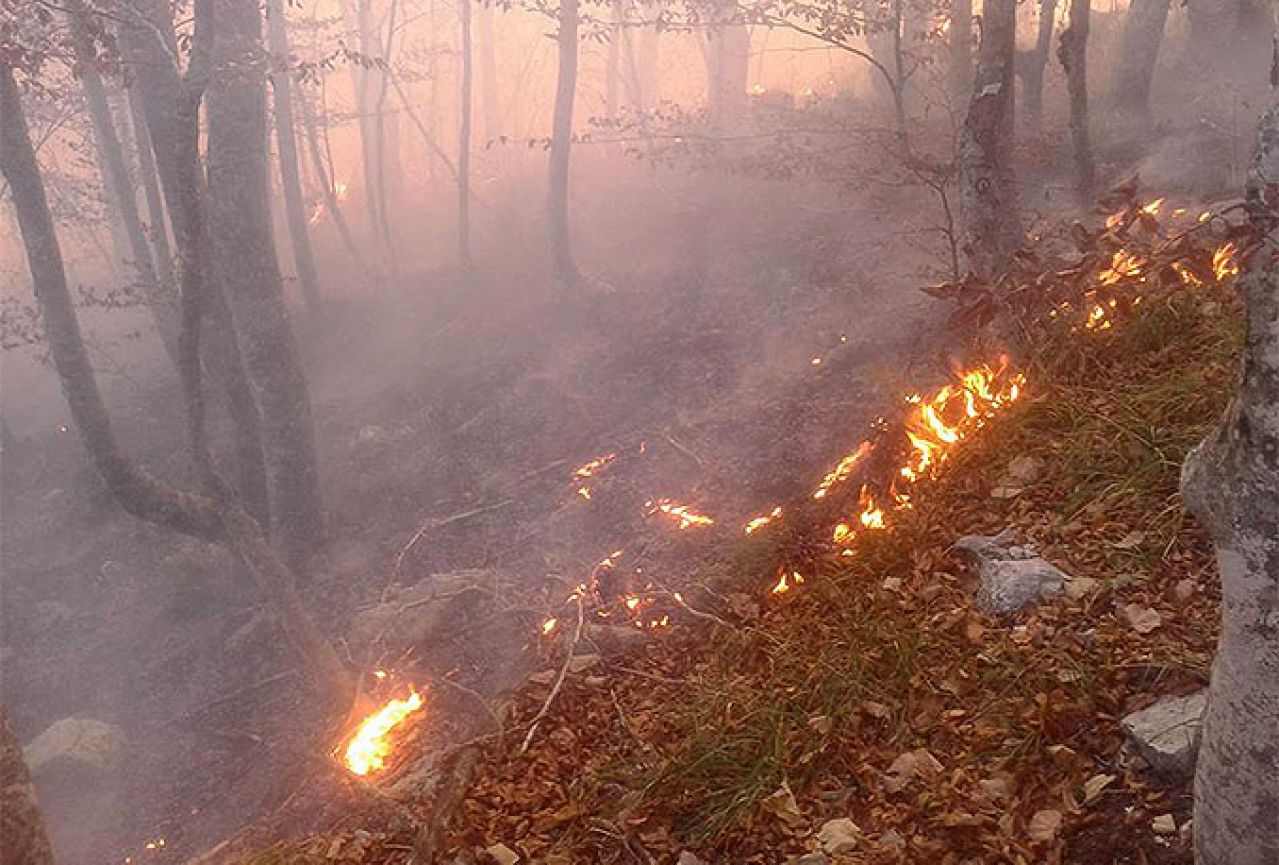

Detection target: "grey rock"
[1121, 690, 1207, 777]
[23, 718, 124, 775]
[954, 531, 1069, 613]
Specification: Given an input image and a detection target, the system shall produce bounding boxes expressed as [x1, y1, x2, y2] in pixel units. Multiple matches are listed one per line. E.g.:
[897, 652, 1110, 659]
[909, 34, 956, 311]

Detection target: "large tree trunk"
[0, 706, 55, 865]
[119, 0, 270, 525]
[1058, 0, 1094, 198]
[548, 0, 579, 288]
[69, 6, 181, 363]
[1110, 0, 1171, 114]
[957, 0, 1018, 279]
[1017, 0, 1058, 127]
[124, 85, 175, 292]
[948, 0, 972, 99]
[266, 0, 322, 316]
[1180, 102, 1279, 865]
[0, 62, 351, 702]
[458, 0, 473, 269]
[206, 0, 324, 568]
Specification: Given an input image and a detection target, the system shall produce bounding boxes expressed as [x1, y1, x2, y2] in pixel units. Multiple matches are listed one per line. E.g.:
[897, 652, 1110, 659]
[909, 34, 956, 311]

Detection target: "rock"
[1121, 690, 1207, 777]
[351, 570, 499, 652]
[954, 531, 1069, 613]
[1151, 814, 1177, 835]
[1064, 576, 1100, 600]
[676, 852, 707, 865]
[817, 818, 860, 855]
[23, 718, 124, 775]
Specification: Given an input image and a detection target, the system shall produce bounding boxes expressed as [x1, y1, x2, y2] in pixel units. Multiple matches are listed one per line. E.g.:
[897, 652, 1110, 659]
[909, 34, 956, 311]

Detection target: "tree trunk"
[957, 0, 1018, 279]
[69, 7, 181, 363]
[605, 0, 621, 119]
[118, 0, 271, 525]
[1110, 0, 1171, 113]
[0, 706, 55, 865]
[458, 0, 473, 269]
[1058, 0, 1094, 198]
[1180, 102, 1279, 865]
[266, 0, 322, 315]
[298, 84, 371, 276]
[548, 0, 579, 288]
[206, 0, 324, 568]
[1019, 0, 1058, 126]
[949, 0, 973, 99]
[477, 4, 499, 141]
[124, 85, 175, 293]
[0, 61, 352, 704]
[709, 23, 750, 134]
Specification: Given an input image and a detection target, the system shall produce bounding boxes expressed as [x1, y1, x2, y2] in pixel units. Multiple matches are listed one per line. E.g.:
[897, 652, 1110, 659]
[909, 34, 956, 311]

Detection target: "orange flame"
[343, 690, 425, 776]
[771, 570, 805, 595]
[646, 499, 715, 529]
[1213, 242, 1239, 281]
[813, 441, 874, 499]
[744, 506, 784, 535]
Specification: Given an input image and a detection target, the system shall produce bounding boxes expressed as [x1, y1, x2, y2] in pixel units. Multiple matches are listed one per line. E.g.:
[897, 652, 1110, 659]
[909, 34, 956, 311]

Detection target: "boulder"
[23, 718, 124, 775]
[1121, 690, 1207, 777]
[954, 531, 1069, 613]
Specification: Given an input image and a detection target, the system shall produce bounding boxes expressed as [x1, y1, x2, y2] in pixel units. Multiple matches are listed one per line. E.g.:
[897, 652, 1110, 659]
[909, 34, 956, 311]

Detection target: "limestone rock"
[23, 718, 124, 775]
[954, 531, 1069, 613]
[1121, 690, 1207, 777]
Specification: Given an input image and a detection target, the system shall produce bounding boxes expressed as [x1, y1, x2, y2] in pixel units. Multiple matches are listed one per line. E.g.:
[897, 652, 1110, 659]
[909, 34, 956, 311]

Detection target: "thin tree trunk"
[1019, 0, 1058, 126]
[372, 0, 399, 264]
[1058, 0, 1094, 199]
[298, 84, 371, 275]
[124, 85, 175, 292]
[458, 0, 473, 269]
[266, 0, 322, 315]
[1110, 0, 1171, 113]
[0, 705, 55, 865]
[1180, 102, 1279, 865]
[477, 3, 499, 141]
[206, 0, 323, 568]
[548, 0, 579, 288]
[68, 5, 180, 363]
[0, 62, 351, 702]
[957, 0, 1018, 279]
[949, 0, 973, 99]
[605, 0, 621, 119]
[709, 23, 749, 133]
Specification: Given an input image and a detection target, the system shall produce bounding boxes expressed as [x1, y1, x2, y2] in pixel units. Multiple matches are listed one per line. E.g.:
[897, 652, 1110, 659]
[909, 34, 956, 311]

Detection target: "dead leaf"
[1028, 809, 1062, 842]
[760, 780, 804, 827]
[1083, 773, 1115, 804]
[1123, 603, 1162, 634]
[484, 843, 521, 865]
[1112, 531, 1146, 550]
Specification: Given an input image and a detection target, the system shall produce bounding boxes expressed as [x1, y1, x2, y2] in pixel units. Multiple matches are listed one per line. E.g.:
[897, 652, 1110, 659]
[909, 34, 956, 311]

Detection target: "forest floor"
[212, 187, 1244, 865]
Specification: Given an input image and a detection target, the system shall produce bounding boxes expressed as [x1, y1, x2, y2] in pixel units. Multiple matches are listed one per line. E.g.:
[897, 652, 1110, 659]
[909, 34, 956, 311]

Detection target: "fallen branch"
[391, 499, 516, 580]
[520, 591, 586, 754]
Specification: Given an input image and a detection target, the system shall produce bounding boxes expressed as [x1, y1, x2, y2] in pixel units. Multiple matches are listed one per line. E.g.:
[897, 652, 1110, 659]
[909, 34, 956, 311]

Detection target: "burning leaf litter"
[342, 690, 426, 776]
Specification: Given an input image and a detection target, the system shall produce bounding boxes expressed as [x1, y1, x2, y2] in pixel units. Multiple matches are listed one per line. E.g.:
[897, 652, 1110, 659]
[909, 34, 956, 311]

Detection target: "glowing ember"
[1140, 197, 1165, 217]
[343, 690, 425, 776]
[744, 506, 783, 535]
[1213, 242, 1239, 281]
[1173, 261, 1204, 288]
[813, 441, 874, 499]
[646, 499, 715, 529]
[771, 570, 805, 595]
[857, 486, 885, 529]
[541, 616, 559, 635]
[1098, 249, 1145, 286]
[572, 453, 617, 501]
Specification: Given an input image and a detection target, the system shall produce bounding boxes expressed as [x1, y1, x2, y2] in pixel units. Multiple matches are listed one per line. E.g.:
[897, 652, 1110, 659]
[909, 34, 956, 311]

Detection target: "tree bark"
[477, 3, 499, 142]
[1180, 103, 1279, 865]
[1018, 0, 1058, 127]
[548, 0, 579, 288]
[458, 0, 473, 269]
[708, 23, 750, 134]
[1110, 0, 1171, 114]
[1058, 0, 1094, 199]
[957, 0, 1018, 279]
[949, 0, 973, 100]
[205, 0, 323, 568]
[0, 62, 351, 704]
[0, 705, 55, 865]
[124, 84, 175, 293]
[69, 6, 181, 364]
[266, 0, 322, 316]
[298, 84, 371, 276]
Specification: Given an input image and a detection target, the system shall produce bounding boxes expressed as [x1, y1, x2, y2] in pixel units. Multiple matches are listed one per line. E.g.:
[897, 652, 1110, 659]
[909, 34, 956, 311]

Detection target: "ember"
[645, 499, 715, 529]
[343, 690, 425, 776]
[743, 506, 783, 535]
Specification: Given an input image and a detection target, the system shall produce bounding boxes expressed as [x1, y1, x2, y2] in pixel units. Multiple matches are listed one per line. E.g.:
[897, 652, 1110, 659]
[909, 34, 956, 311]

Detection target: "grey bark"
[1110, 0, 1171, 113]
[458, 0, 473, 269]
[1058, 0, 1094, 198]
[124, 84, 175, 292]
[205, 0, 323, 568]
[297, 84, 370, 275]
[1017, 0, 1058, 126]
[266, 0, 322, 315]
[0, 62, 351, 703]
[1180, 102, 1279, 865]
[0, 705, 55, 865]
[957, 0, 1018, 279]
[549, 0, 579, 288]
[949, 0, 973, 99]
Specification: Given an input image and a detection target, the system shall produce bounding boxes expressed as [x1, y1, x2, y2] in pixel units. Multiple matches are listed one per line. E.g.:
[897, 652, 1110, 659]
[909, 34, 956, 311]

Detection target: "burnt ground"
[0, 158, 957, 864]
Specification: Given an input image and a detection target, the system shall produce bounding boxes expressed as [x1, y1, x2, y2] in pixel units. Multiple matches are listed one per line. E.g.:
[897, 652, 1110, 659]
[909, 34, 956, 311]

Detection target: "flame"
[1141, 197, 1165, 217]
[646, 499, 715, 529]
[813, 441, 873, 499]
[857, 485, 885, 529]
[343, 690, 425, 776]
[573, 453, 617, 479]
[1098, 249, 1145, 286]
[901, 363, 1023, 483]
[1172, 261, 1204, 288]
[771, 570, 805, 595]
[334, 180, 350, 200]
[1212, 242, 1239, 281]
[744, 506, 783, 535]
[541, 616, 559, 635]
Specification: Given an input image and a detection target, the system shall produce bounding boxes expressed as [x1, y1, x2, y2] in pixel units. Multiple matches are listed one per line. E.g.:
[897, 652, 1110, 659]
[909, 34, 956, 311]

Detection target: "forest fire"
[812, 441, 874, 499]
[1213, 242, 1239, 281]
[744, 506, 784, 534]
[573, 453, 617, 499]
[342, 690, 425, 776]
[646, 499, 715, 529]
[771, 570, 805, 594]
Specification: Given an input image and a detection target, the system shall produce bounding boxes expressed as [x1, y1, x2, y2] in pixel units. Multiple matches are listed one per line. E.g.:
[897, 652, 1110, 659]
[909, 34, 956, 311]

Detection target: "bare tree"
[298, 83, 371, 276]
[1016, 0, 1058, 127]
[707, 20, 749, 133]
[1058, 0, 1094, 198]
[124, 86, 175, 291]
[458, 0, 473, 269]
[266, 0, 323, 315]
[206, 0, 324, 567]
[1110, 0, 1171, 114]
[948, 0, 972, 98]
[957, 0, 1018, 278]
[477, 3, 500, 141]
[0, 706, 55, 865]
[1181, 102, 1279, 865]
[549, 0, 579, 288]
[0, 62, 351, 701]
